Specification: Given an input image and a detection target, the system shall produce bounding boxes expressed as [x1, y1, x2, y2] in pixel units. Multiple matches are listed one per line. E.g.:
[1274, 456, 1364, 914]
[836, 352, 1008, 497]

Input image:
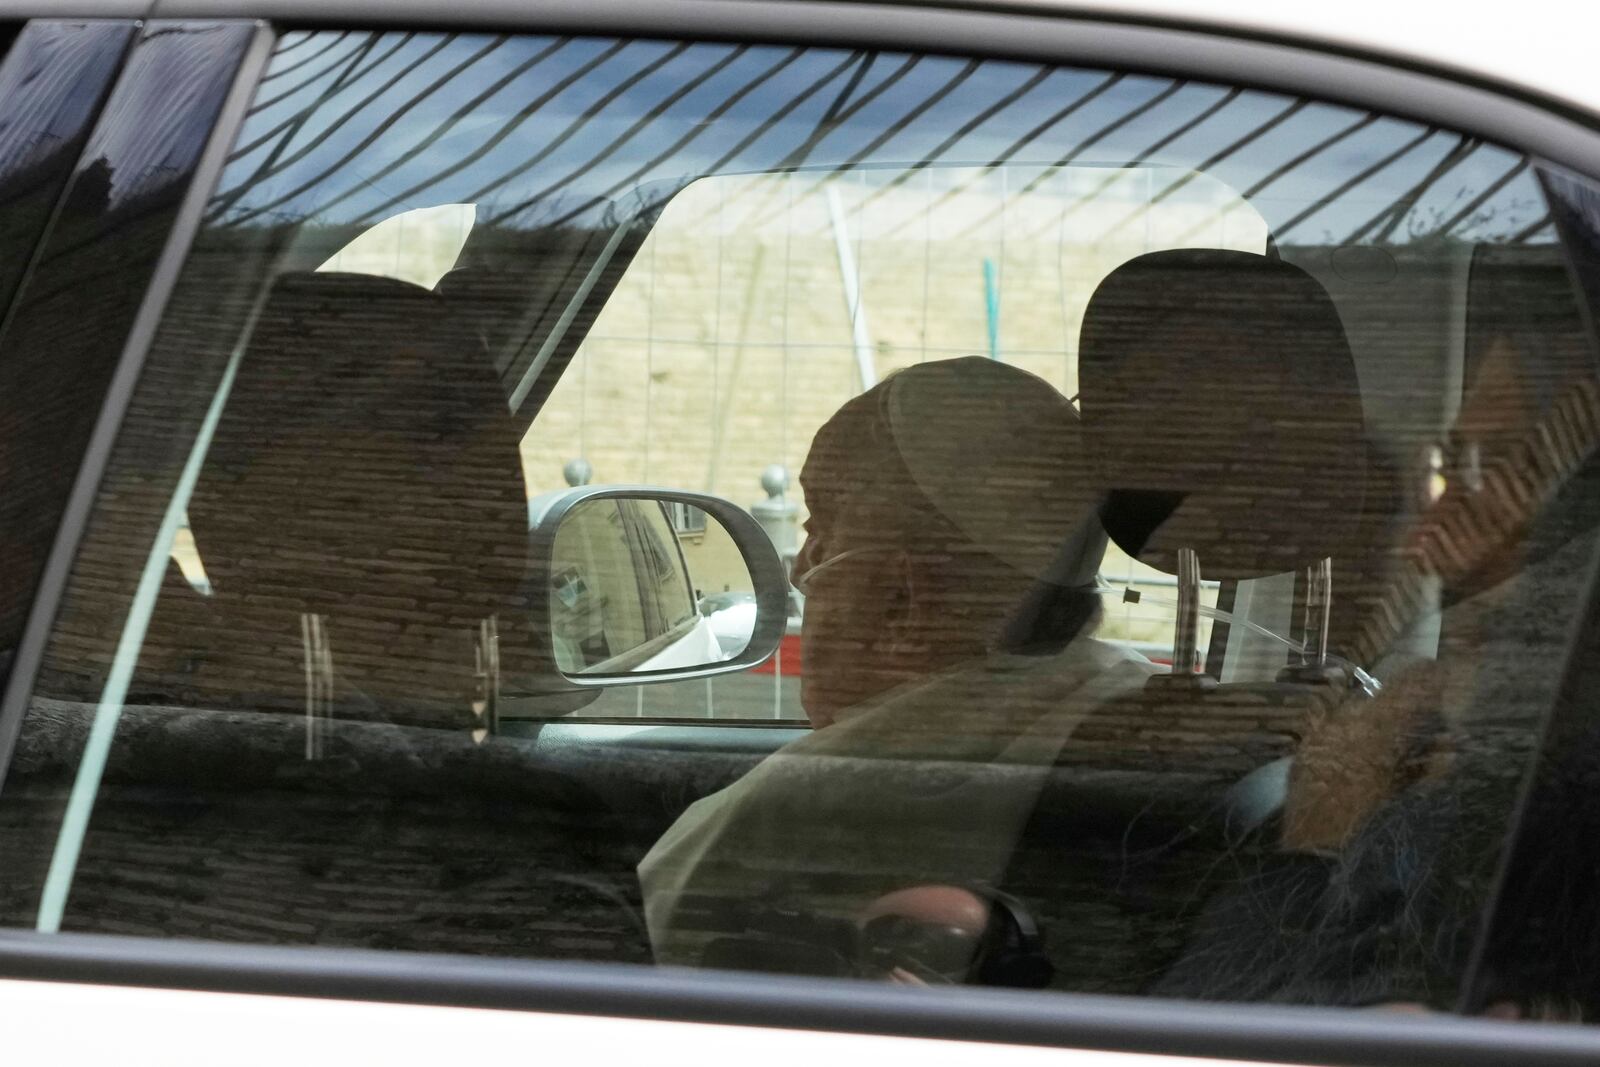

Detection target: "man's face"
[794, 469, 935, 728]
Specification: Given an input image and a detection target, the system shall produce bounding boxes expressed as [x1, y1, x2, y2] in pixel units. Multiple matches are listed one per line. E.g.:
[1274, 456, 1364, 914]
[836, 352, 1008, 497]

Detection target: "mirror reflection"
[549, 496, 755, 675]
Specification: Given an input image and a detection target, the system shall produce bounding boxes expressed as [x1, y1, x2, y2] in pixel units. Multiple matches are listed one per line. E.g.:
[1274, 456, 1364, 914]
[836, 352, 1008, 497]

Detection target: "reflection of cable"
[1094, 580, 1382, 696]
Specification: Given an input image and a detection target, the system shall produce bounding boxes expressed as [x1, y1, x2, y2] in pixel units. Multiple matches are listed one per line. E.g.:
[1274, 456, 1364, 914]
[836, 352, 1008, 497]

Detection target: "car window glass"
[0, 20, 138, 684]
[3, 29, 1600, 1024]
[530, 166, 1250, 709]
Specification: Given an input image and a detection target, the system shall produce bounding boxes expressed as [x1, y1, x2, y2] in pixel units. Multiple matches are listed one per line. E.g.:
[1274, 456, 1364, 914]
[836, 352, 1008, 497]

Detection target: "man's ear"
[890, 549, 969, 657]
[881, 549, 923, 651]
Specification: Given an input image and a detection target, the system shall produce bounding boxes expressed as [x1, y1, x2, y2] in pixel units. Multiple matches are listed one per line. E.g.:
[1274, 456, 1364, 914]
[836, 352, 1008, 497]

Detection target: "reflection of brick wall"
[37, 234, 1600, 722]
[11, 209, 1600, 981]
[39, 269, 534, 730]
[0, 700, 683, 959]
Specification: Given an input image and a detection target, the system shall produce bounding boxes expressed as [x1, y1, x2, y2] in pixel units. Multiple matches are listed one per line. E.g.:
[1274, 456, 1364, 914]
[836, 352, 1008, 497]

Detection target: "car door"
[6, 4, 1600, 1066]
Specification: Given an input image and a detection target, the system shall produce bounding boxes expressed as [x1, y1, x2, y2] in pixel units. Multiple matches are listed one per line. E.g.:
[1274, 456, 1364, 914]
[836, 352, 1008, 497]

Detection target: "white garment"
[639, 638, 1156, 965]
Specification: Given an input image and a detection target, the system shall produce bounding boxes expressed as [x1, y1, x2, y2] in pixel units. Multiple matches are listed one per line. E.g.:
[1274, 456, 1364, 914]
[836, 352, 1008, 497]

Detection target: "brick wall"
[8, 187, 1599, 981]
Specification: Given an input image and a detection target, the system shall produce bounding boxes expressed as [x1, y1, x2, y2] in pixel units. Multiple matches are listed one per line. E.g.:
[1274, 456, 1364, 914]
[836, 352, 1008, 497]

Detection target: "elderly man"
[639, 356, 1154, 976]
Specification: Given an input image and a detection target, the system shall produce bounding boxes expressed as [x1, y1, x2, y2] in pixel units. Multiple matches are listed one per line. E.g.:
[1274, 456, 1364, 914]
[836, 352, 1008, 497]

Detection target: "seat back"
[1067, 249, 1371, 773]
[1079, 248, 1367, 582]
[140, 271, 532, 728]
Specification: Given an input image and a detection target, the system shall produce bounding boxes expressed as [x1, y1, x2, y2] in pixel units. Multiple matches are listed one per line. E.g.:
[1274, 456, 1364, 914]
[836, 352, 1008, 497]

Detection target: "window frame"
[5, 4, 1600, 1065]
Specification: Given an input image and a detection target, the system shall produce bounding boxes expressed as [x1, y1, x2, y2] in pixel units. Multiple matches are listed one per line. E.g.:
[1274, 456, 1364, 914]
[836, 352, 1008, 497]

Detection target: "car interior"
[2, 33, 1599, 1018]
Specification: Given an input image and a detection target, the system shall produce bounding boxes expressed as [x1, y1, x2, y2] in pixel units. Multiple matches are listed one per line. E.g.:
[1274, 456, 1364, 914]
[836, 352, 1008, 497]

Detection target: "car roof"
[13, 0, 1599, 128]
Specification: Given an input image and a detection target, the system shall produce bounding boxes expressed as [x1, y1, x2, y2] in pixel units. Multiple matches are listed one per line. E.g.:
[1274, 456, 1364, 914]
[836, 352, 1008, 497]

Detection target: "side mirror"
[521, 485, 788, 689]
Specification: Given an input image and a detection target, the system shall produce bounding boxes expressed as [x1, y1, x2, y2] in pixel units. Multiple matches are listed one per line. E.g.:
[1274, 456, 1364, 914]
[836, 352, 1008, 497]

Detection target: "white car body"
[1, 978, 1275, 1067]
[1013, 0, 1600, 124]
[639, 615, 728, 670]
[4, 3, 1599, 1065]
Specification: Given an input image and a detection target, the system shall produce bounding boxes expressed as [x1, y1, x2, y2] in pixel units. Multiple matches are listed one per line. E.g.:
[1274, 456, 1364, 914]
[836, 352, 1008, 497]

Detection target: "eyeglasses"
[790, 546, 899, 596]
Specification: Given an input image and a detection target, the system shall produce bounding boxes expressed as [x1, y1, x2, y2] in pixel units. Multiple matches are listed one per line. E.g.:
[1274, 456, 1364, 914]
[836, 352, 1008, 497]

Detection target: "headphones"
[969, 886, 1055, 989]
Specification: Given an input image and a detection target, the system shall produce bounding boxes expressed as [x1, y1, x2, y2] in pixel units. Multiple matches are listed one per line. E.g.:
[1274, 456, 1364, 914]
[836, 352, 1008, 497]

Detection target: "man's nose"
[793, 535, 820, 581]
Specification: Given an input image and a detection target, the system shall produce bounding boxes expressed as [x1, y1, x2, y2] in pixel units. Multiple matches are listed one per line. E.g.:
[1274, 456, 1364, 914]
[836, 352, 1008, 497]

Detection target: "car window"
[4, 29, 1600, 1024]
[0, 20, 258, 701]
[0, 20, 137, 685]
[538, 166, 1245, 719]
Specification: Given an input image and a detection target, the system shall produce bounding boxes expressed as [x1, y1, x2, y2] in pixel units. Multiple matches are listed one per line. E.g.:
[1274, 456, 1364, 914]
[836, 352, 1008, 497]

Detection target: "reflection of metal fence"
[217, 35, 1554, 249]
[1101, 573, 1220, 591]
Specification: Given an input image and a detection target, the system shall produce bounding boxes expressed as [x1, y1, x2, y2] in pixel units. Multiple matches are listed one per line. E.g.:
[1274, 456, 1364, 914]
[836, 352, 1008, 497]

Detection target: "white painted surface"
[1002, 0, 1600, 121]
[0, 978, 1274, 1066]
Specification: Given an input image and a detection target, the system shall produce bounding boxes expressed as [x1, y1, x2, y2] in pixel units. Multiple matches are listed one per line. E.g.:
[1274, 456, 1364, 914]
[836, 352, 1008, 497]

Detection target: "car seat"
[1002, 248, 1379, 994]
[1152, 243, 1600, 1006]
[139, 270, 533, 734]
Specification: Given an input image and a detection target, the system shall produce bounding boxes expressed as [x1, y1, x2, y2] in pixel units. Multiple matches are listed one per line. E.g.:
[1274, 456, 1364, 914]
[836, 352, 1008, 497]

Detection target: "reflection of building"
[675, 511, 749, 603]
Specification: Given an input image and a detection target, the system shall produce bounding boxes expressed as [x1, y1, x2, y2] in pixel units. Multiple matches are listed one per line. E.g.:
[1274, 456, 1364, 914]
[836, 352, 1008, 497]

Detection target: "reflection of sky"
[79, 26, 249, 209]
[0, 25, 128, 177]
[207, 31, 1551, 245]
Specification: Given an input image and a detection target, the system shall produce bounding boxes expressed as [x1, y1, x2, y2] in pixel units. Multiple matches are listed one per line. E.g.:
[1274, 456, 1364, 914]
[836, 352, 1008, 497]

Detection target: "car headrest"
[181, 271, 531, 709]
[1079, 249, 1367, 580]
[433, 265, 533, 362]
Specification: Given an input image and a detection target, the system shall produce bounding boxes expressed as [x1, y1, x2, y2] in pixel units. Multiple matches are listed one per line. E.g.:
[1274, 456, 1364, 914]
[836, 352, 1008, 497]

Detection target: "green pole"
[983, 256, 1000, 360]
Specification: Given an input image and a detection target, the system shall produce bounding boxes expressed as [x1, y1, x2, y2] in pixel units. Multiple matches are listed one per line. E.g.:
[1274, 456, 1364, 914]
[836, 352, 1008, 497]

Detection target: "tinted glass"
[0, 20, 133, 681]
[4, 30, 1600, 1022]
[0, 21, 255, 690]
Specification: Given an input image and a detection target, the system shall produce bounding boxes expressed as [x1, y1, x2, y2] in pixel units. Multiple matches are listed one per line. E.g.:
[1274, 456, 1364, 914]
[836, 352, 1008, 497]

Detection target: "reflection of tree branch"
[1433, 161, 1532, 240]
[1275, 124, 1439, 242]
[223, 36, 505, 229]
[1510, 212, 1554, 243]
[208, 32, 390, 220]
[1346, 135, 1478, 246]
